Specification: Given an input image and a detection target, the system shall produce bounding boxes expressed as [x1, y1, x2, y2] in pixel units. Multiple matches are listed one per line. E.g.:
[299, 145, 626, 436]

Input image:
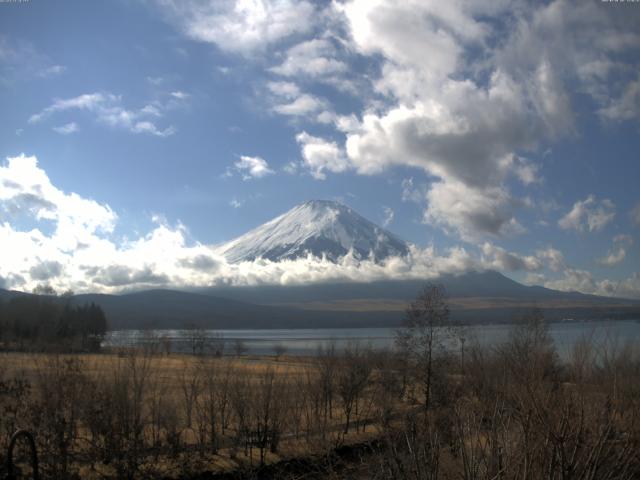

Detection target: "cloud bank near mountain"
[1, 153, 639, 298]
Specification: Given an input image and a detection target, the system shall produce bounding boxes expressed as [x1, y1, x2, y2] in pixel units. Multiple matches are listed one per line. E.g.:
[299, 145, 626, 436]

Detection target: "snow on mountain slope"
[216, 200, 410, 263]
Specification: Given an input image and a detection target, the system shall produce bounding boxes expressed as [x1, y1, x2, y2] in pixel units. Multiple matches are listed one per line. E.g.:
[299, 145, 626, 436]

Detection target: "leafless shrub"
[0, 364, 31, 470]
[273, 343, 287, 359]
[30, 356, 87, 477]
[233, 338, 249, 357]
[337, 342, 372, 434]
[82, 348, 153, 479]
[193, 358, 224, 454]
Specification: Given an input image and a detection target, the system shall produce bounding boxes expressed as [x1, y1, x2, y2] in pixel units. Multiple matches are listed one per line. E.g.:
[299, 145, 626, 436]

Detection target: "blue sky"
[1, 0, 639, 296]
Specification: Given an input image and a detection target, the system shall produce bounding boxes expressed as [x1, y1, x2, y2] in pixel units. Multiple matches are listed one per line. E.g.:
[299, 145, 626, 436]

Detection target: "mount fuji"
[3, 200, 638, 330]
[216, 200, 410, 263]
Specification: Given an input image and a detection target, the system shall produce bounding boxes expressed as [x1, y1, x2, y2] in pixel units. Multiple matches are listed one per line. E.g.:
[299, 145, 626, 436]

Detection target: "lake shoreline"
[103, 319, 640, 357]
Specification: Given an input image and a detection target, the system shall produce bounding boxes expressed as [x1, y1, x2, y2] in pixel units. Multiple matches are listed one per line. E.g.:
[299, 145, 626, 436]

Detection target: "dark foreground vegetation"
[0, 293, 107, 352]
[0, 285, 639, 479]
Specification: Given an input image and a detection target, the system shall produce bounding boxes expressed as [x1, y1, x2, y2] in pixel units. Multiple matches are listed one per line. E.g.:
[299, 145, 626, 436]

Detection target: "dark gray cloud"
[2, 192, 57, 216]
[29, 260, 63, 281]
[91, 265, 169, 287]
[178, 254, 220, 271]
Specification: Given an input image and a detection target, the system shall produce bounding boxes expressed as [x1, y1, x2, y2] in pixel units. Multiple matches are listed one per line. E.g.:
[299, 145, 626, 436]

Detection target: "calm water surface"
[104, 320, 640, 357]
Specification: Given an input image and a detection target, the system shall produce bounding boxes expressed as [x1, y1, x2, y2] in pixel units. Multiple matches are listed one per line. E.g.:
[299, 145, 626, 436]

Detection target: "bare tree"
[395, 284, 453, 413]
[316, 341, 337, 428]
[147, 357, 170, 456]
[337, 343, 372, 434]
[194, 358, 219, 454]
[500, 307, 558, 384]
[184, 324, 208, 356]
[179, 363, 201, 433]
[273, 343, 287, 359]
[233, 338, 249, 357]
[211, 332, 225, 357]
[371, 349, 403, 430]
[250, 367, 287, 464]
[159, 334, 172, 356]
[230, 372, 251, 457]
[216, 361, 233, 435]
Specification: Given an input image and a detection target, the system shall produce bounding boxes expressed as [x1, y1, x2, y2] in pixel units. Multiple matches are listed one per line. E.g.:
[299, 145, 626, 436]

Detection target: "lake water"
[104, 319, 640, 357]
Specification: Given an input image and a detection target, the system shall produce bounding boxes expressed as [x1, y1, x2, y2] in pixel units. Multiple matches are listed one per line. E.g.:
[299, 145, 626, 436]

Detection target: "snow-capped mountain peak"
[216, 200, 410, 263]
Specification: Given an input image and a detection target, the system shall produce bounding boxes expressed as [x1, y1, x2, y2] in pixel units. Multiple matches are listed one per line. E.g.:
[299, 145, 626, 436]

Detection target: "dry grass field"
[0, 347, 403, 479]
[1, 304, 640, 479]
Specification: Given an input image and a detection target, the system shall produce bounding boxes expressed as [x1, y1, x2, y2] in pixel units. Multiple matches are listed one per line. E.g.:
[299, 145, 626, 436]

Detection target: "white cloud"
[52, 122, 79, 135]
[598, 249, 626, 268]
[558, 195, 616, 232]
[481, 242, 542, 272]
[131, 121, 176, 137]
[1, 154, 638, 298]
[140, 104, 162, 117]
[400, 177, 426, 204]
[38, 64, 66, 78]
[267, 81, 331, 121]
[213, 244, 478, 287]
[536, 247, 566, 272]
[382, 206, 394, 227]
[273, 93, 327, 116]
[153, 0, 316, 55]
[533, 239, 640, 298]
[0, 154, 117, 257]
[424, 180, 524, 241]
[508, 156, 541, 185]
[270, 38, 348, 78]
[170, 90, 190, 100]
[597, 234, 633, 267]
[340, 87, 540, 238]
[0, 154, 482, 292]
[267, 80, 300, 97]
[295, 132, 350, 180]
[29, 93, 107, 124]
[146, 75, 166, 86]
[524, 273, 546, 286]
[29, 92, 176, 137]
[598, 273, 640, 300]
[233, 155, 274, 180]
[282, 161, 299, 175]
[544, 268, 599, 295]
[542, 269, 640, 300]
[599, 75, 640, 122]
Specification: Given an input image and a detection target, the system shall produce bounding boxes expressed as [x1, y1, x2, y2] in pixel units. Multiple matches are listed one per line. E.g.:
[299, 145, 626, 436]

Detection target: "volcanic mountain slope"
[2, 201, 638, 329]
[215, 200, 410, 263]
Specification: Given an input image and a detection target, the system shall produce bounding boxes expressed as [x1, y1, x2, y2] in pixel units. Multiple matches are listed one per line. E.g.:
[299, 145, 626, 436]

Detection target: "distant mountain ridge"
[215, 200, 409, 263]
[201, 270, 615, 305]
[2, 270, 639, 330]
